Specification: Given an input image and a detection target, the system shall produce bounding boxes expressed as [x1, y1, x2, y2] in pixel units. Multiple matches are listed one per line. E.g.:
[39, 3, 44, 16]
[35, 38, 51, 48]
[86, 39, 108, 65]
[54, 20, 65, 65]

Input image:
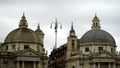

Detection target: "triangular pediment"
[97, 53, 112, 57]
[15, 48, 41, 57]
[90, 50, 115, 57]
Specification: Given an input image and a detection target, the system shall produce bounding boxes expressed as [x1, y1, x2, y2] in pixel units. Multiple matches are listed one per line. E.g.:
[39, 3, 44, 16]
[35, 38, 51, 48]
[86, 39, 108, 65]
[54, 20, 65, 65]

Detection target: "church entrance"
[24, 61, 33, 68]
[92, 62, 116, 68]
[16, 61, 40, 68]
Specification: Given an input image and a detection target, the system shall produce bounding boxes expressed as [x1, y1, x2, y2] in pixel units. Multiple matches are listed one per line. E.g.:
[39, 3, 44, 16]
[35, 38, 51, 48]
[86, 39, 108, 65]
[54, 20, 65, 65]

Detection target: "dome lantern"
[19, 13, 28, 28]
[91, 14, 101, 29]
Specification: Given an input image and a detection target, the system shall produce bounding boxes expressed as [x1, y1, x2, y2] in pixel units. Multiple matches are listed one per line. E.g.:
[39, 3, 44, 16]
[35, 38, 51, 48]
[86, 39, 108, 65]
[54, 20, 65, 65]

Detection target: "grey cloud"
[0, 0, 120, 53]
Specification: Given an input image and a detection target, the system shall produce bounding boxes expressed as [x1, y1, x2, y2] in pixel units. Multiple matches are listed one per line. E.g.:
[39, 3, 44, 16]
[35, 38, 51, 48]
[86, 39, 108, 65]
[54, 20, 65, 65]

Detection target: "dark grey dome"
[80, 29, 116, 45]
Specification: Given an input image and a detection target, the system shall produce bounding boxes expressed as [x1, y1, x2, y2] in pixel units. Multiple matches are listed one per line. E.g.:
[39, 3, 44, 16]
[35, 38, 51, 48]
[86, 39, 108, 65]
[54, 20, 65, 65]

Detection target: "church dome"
[80, 29, 116, 45]
[4, 28, 41, 44]
[4, 14, 41, 44]
[80, 15, 116, 45]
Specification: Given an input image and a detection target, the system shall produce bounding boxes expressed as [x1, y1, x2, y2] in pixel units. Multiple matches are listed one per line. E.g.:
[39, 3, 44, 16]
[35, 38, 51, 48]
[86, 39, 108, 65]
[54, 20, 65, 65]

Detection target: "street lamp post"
[50, 18, 62, 49]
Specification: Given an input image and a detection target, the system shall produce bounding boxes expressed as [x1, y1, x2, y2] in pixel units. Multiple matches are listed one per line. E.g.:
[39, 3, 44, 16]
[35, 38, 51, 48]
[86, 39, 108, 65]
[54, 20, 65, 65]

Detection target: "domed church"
[0, 14, 48, 68]
[48, 15, 120, 68]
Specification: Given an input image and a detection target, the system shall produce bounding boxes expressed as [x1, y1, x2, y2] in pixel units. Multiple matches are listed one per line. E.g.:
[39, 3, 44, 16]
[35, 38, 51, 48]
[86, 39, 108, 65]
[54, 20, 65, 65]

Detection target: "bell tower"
[35, 23, 44, 45]
[66, 23, 78, 59]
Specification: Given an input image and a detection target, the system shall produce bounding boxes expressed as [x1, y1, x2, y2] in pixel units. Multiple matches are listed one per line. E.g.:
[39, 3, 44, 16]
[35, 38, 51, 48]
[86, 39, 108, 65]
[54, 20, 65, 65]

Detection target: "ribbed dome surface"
[80, 29, 116, 45]
[4, 28, 41, 44]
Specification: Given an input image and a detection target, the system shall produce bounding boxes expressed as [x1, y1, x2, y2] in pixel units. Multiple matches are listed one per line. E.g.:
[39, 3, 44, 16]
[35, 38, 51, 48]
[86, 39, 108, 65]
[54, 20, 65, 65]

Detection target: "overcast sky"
[0, 0, 120, 54]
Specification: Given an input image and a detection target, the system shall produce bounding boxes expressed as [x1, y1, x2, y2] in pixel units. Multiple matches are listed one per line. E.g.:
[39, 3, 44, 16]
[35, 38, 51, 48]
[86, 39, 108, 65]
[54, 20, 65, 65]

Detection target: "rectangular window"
[24, 45, 29, 49]
[99, 47, 103, 52]
[72, 40, 75, 48]
[37, 46, 40, 51]
[111, 48, 113, 52]
[12, 45, 15, 49]
[6, 46, 8, 50]
[85, 47, 89, 52]
[72, 40, 75, 51]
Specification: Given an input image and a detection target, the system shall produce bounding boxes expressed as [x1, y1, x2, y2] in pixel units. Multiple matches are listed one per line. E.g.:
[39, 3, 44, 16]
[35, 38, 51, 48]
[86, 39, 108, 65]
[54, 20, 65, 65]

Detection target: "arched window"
[72, 40, 75, 48]
[72, 66, 75, 68]
[6, 45, 8, 50]
[72, 40, 75, 51]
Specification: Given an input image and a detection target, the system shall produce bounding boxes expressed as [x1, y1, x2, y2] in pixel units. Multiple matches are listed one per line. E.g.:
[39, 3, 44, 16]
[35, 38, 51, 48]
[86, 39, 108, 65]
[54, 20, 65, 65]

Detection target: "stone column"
[113, 63, 116, 68]
[22, 61, 24, 68]
[80, 63, 83, 68]
[38, 61, 40, 68]
[98, 63, 100, 68]
[79, 60, 83, 68]
[93, 63, 96, 68]
[81, 64, 83, 68]
[108, 63, 111, 68]
[33, 61, 36, 68]
[13, 62, 14, 68]
[90, 63, 92, 68]
[17, 61, 19, 68]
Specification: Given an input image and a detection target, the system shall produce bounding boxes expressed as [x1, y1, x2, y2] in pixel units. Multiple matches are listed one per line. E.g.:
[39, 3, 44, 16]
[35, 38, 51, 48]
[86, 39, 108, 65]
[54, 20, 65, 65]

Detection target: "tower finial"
[35, 23, 44, 35]
[71, 22, 74, 32]
[91, 14, 101, 29]
[95, 13, 97, 16]
[22, 12, 25, 18]
[38, 23, 40, 29]
[69, 22, 75, 36]
[35, 23, 43, 32]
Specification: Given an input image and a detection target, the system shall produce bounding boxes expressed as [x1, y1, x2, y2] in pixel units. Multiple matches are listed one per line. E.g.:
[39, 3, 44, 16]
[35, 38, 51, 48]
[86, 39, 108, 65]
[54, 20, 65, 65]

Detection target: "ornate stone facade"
[0, 14, 48, 68]
[48, 44, 67, 68]
[48, 15, 120, 68]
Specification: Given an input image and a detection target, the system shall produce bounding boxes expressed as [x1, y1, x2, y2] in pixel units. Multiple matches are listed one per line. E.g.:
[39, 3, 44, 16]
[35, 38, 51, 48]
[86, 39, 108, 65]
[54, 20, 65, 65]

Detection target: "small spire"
[55, 18, 57, 23]
[35, 23, 41, 31]
[21, 12, 26, 19]
[95, 13, 97, 17]
[69, 22, 75, 36]
[19, 13, 28, 28]
[38, 23, 40, 29]
[23, 12, 25, 17]
[91, 14, 101, 29]
[35, 23, 44, 35]
[71, 23, 74, 31]
[94, 14, 99, 21]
